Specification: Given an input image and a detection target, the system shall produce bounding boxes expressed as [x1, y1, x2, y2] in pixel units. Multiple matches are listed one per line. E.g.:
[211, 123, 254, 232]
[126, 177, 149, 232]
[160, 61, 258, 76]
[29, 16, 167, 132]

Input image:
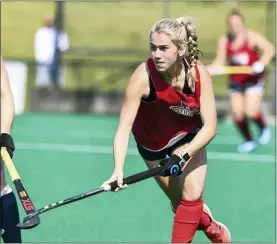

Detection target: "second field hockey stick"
[208, 65, 252, 76]
[18, 165, 163, 226]
[1, 147, 40, 230]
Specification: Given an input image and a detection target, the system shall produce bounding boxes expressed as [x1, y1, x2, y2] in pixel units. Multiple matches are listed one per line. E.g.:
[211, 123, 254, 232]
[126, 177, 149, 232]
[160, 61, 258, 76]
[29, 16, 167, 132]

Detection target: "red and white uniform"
[131, 58, 202, 151]
[226, 30, 264, 85]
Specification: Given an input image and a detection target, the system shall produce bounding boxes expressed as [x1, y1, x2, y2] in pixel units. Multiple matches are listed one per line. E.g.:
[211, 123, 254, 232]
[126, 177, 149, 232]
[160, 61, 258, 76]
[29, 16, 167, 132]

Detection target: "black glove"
[159, 154, 186, 177]
[0, 133, 15, 158]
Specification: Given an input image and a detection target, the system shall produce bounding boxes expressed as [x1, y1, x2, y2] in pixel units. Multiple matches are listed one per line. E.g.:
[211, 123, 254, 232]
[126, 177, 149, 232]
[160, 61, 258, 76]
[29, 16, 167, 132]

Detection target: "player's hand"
[206, 65, 225, 76]
[159, 154, 185, 177]
[251, 61, 264, 75]
[100, 170, 127, 192]
[0, 133, 15, 158]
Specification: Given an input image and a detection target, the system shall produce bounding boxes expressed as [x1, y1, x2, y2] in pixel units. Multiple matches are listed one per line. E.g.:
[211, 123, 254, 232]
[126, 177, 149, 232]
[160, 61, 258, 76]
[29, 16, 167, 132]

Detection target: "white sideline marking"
[15, 130, 276, 147]
[16, 142, 275, 163]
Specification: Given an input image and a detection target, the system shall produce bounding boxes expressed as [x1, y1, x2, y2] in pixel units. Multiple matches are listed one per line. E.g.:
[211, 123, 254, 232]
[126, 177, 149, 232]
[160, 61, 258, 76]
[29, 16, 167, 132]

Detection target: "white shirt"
[34, 27, 69, 64]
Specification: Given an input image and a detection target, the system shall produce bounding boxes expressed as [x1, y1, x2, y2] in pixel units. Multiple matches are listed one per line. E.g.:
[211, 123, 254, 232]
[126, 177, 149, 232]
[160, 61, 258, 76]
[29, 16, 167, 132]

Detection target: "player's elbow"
[200, 109, 217, 140]
[208, 126, 217, 140]
[265, 43, 275, 60]
[204, 121, 217, 140]
[269, 45, 275, 59]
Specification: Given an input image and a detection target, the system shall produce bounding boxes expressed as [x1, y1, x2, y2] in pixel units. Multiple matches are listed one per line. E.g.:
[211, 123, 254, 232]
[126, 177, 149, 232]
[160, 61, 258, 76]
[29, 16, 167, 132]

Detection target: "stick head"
[17, 215, 40, 229]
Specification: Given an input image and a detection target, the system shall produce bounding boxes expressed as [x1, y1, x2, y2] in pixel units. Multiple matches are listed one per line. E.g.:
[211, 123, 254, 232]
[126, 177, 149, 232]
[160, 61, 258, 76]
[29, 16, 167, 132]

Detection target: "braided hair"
[150, 16, 202, 92]
[176, 16, 202, 91]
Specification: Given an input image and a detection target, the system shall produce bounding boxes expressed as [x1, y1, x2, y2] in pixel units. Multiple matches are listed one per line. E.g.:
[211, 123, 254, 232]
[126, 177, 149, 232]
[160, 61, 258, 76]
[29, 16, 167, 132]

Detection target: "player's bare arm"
[0, 57, 22, 243]
[249, 30, 275, 66]
[211, 36, 227, 66]
[206, 36, 227, 74]
[177, 62, 217, 157]
[1, 57, 15, 134]
[113, 62, 150, 173]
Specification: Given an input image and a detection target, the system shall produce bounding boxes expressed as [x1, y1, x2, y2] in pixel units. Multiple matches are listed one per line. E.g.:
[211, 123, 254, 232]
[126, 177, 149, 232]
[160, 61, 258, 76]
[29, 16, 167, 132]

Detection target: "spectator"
[34, 15, 69, 88]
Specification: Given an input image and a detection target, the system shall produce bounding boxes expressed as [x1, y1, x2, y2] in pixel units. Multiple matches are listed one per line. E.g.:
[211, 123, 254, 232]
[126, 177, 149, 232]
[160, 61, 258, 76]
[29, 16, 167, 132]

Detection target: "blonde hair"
[150, 16, 202, 87]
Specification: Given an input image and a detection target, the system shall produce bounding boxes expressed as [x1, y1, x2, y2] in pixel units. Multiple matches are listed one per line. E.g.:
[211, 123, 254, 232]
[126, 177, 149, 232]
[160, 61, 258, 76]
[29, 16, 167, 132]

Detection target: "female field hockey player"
[101, 16, 231, 243]
[207, 8, 275, 153]
[0, 57, 22, 243]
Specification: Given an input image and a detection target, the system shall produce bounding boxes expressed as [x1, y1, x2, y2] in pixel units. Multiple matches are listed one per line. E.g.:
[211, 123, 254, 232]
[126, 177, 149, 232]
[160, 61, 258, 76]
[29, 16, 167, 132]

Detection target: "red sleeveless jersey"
[226, 30, 264, 84]
[131, 58, 203, 151]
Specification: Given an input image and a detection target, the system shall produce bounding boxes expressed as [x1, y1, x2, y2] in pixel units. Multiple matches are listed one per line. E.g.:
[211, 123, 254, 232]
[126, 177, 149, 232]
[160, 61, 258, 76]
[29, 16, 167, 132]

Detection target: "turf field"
[3, 113, 276, 242]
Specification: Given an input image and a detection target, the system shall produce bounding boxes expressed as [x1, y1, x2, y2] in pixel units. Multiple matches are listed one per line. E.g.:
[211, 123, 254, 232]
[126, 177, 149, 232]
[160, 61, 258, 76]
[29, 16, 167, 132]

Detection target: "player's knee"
[232, 110, 245, 121]
[245, 110, 259, 119]
[182, 179, 204, 201]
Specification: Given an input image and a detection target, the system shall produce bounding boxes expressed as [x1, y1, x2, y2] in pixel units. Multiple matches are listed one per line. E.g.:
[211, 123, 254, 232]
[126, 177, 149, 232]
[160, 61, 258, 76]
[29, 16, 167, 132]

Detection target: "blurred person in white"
[34, 15, 69, 88]
[207, 8, 275, 153]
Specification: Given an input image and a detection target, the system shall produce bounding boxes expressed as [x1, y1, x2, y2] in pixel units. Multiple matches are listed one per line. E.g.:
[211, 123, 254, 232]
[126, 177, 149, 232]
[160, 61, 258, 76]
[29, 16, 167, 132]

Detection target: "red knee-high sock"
[198, 212, 211, 230]
[234, 118, 253, 141]
[251, 112, 266, 130]
[171, 198, 203, 243]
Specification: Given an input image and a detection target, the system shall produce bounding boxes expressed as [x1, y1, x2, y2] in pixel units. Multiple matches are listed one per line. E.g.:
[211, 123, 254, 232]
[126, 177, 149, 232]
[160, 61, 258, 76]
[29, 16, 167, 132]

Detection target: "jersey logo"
[169, 101, 199, 117]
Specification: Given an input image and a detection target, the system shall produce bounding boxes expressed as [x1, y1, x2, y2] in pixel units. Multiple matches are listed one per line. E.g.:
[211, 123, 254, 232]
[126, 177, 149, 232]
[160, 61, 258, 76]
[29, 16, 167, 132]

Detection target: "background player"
[207, 8, 275, 153]
[0, 57, 22, 243]
[101, 17, 231, 243]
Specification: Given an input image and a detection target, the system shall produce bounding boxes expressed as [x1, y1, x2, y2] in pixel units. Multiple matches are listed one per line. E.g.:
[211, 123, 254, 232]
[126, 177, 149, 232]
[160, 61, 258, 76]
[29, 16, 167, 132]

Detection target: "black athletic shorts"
[229, 79, 264, 93]
[136, 132, 197, 161]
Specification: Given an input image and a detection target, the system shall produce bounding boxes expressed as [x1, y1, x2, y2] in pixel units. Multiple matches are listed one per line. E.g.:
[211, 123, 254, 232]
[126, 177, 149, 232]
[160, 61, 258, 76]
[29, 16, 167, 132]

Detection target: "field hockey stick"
[0, 147, 40, 229]
[208, 65, 252, 76]
[19, 165, 163, 226]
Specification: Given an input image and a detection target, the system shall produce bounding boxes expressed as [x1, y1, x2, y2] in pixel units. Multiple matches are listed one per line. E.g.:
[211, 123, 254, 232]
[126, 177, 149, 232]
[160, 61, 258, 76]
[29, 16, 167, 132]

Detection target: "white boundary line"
[16, 142, 275, 163]
[15, 130, 276, 147]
